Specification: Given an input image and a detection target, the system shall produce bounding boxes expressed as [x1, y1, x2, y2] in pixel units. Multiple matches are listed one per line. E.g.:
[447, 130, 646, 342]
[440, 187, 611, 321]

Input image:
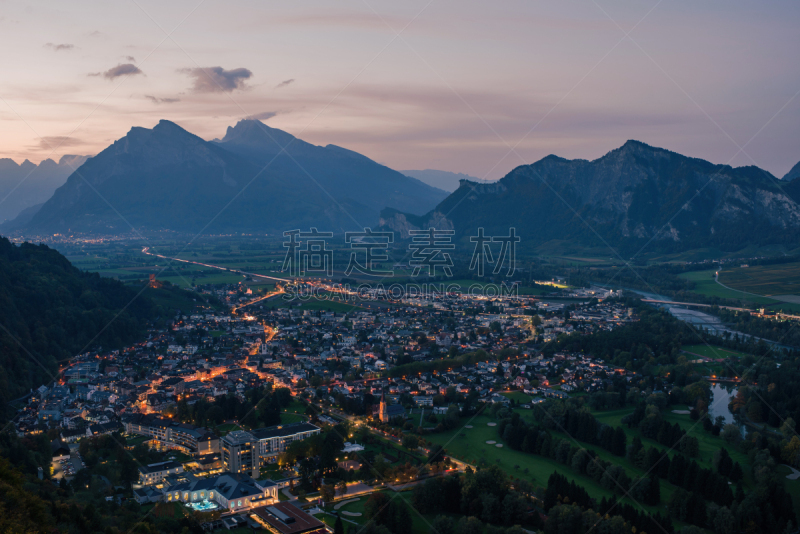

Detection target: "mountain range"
[15, 120, 447, 235]
[401, 169, 490, 192]
[0, 155, 90, 223]
[381, 140, 800, 254]
[6, 127, 800, 254]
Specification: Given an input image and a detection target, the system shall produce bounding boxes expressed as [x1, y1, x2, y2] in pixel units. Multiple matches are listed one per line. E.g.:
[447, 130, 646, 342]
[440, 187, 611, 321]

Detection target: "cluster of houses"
[10, 279, 639, 526]
[321, 351, 633, 418]
[14, 282, 637, 438]
[537, 300, 636, 342]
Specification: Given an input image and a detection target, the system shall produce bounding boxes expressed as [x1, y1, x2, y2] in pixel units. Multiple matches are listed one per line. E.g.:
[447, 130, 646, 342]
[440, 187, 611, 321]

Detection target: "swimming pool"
[186, 499, 219, 512]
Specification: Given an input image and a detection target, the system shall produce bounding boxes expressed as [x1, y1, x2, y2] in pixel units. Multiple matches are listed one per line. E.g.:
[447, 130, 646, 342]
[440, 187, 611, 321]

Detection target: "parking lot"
[52, 450, 84, 480]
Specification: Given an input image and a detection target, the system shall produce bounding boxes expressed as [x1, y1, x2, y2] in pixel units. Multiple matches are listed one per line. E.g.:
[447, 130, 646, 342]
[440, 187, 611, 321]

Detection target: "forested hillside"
[0, 237, 172, 418]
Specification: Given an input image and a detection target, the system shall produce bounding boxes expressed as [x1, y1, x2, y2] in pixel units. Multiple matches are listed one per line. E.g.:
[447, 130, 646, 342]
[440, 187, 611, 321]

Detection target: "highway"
[140, 247, 541, 306]
[142, 247, 287, 350]
[140, 247, 391, 311]
[140, 246, 345, 295]
[141, 246, 290, 284]
[232, 287, 286, 314]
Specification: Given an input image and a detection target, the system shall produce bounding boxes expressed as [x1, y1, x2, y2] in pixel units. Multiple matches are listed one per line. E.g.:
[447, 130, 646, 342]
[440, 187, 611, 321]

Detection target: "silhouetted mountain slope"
[24, 120, 447, 235]
[784, 160, 800, 182]
[401, 169, 488, 192]
[0, 237, 153, 418]
[0, 155, 90, 222]
[381, 141, 800, 253]
[213, 119, 447, 219]
[1, 203, 44, 231]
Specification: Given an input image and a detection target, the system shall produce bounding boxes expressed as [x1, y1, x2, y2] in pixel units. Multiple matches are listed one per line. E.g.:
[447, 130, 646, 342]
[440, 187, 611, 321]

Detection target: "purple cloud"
[44, 43, 74, 51]
[181, 66, 252, 93]
[89, 63, 143, 80]
[145, 95, 180, 104]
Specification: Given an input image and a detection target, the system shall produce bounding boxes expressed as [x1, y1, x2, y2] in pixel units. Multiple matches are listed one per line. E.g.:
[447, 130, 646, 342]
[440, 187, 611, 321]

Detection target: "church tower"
[379, 388, 389, 423]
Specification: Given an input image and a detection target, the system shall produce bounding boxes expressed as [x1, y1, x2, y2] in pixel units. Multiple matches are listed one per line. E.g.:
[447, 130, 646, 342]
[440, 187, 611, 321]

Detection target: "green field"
[215, 423, 241, 436]
[335, 490, 436, 534]
[425, 407, 781, 520]
[125, 434, 150, 447]
[157, 269, 259, 287]
[280, 413, 308, 424]
[679, 270, 778, 304]
[425, 412, 700, 529]
[63, 239, 558, 298]
[594, 407, 753, 488]
[679, 268, 800, 313]
[777, 465, 800, 513]
[719, 262, 800, 297]
[280, 399, 308, 424]
[428, 414, 622, 503]
[284, 399, 306, 414]
[337, 497, 368, 515]
[362, 437, 424, 467]
[681, 344, 750, 360]
[61, 239, 291, 288]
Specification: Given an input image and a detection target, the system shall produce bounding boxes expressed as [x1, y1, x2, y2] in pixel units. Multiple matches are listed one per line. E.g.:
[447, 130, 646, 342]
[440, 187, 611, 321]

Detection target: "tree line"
[544, 472, 672, 534]
[499, 408, 628, 457]
[411, 466, 533, 530]
[174, 385, 293, 429]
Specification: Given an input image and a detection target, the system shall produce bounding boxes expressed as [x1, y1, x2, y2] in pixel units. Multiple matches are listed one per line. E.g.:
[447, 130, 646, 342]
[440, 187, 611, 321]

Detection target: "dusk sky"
[1, 0, 799, 180]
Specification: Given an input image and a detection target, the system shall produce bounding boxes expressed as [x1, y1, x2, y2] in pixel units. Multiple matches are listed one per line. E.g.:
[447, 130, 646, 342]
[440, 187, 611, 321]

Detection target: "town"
[14, 279, 639, 532]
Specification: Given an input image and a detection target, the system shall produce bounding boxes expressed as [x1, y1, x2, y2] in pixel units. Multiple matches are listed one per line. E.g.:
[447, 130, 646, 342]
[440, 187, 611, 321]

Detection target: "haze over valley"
[2, 3, 800, 534]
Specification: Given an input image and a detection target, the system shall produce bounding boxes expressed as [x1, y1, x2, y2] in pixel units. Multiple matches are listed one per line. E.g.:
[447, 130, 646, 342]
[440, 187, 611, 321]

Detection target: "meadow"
[719, 262, 800, 297]
[423, 399, 800, 523]
[678, 269, 778, 305]
[281, 399, 309, 423]
[593, 407, 752, 487]
[678, 267, 800, 313]
[329, 490, 429, 534]
[427, 413, 628, 505]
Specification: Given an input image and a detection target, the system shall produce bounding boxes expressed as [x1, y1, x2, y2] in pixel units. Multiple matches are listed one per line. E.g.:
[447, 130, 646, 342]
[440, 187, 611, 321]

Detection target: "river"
[708, 383, 738, 427]
[616, 287, 796, 350]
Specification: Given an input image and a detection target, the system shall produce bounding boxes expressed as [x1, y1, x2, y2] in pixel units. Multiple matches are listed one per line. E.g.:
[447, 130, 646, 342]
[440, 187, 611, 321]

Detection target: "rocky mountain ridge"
[381, 140, 800, 253]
